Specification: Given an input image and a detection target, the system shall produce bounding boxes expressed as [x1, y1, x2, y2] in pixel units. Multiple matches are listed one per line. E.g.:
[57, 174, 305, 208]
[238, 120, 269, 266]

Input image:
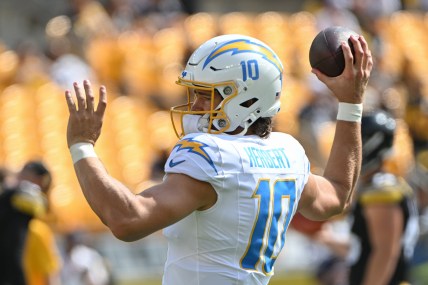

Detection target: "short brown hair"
[250, 117, 273, 138]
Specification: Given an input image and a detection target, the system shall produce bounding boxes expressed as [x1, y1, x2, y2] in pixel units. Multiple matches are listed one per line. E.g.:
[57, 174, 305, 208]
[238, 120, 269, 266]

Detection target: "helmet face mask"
[171, 78, 234, 137]
[171, 34, 283, 138]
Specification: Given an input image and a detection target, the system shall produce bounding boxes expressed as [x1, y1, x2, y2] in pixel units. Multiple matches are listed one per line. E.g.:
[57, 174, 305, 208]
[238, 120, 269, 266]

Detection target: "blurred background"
[1, 0, 428, 284]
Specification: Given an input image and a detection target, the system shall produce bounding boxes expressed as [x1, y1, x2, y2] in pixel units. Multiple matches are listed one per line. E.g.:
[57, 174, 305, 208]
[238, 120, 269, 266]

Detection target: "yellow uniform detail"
[24, 219, 61, 285]
[360, 177, 412, 205]
[176, 140, 210, 161]
[11, 192, 46, 217]
[360, 189, 404, 205]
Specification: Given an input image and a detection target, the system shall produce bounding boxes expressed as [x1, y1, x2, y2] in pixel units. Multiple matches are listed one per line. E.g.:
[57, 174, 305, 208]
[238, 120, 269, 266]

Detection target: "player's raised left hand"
[65, 80, 107, 148]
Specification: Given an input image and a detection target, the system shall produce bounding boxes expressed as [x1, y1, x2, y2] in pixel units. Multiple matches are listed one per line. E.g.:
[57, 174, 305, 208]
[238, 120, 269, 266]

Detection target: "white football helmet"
[170, 34, 284, 138]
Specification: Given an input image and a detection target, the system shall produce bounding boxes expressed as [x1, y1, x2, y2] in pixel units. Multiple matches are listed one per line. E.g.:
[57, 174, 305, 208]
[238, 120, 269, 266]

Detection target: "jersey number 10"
[240, 179, 296, 274]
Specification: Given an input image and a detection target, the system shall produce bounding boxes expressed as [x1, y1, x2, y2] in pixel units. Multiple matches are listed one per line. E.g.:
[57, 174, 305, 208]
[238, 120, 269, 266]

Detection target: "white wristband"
[69, 142, 97, 164]
[336, 102, 363, 122]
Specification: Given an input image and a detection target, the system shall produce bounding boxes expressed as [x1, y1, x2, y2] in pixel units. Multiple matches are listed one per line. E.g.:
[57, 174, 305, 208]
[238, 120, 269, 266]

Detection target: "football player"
[349, 111, 419, 285]
[64, 33, 372, 285]
[314, 110, 420, 285]
[0, 161, 56, 285]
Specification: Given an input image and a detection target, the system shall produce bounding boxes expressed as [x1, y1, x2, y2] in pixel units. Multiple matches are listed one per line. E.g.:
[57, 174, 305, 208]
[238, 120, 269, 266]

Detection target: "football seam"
[311, 32, 342, 70]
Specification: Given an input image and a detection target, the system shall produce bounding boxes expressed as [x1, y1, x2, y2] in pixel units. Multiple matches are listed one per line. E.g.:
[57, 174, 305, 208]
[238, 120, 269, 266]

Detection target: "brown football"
[309, 26, 358, 77]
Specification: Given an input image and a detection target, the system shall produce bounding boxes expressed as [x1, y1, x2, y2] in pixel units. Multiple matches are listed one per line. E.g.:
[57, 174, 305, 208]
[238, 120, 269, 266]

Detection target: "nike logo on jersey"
[169, 159, 185, 168]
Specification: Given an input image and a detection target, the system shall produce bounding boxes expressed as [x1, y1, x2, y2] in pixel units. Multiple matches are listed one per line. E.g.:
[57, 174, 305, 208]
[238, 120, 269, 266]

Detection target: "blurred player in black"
[315, 110, 419, 285]
[0, 161, 52, 285]
[348, 110, 419, 285]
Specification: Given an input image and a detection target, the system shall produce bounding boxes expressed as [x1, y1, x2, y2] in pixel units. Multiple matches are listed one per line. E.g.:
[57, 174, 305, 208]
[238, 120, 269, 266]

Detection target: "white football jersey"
[162, 132, 310, 285]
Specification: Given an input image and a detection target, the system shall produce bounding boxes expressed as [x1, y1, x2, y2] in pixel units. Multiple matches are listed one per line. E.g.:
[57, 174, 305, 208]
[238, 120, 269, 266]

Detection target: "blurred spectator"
[0, 166, 12, 193]
[401, 59, 428, 153]
[46, 36, 94, 89]
[314, 0, 362, 33]
[13, 41, 51, 86]
[0, 160, 55, 285]
[298, 74, 338, 169]
[61, 231, 113, 285]
[105, 0, 141, 31]
[351, 0, 402, 33]
[316, 256, 349, 285]
[180, 0, 198, 14]
[24, 218, 62, 285]
[68, 0, 117, 39]
[135, 0, 186, 17]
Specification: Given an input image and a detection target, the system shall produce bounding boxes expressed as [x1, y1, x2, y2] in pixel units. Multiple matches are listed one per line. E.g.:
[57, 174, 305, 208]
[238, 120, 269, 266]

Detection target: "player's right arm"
[73, 158, 216, 241]
[298, 35, 373, 220]
[65, 81, 217, 242]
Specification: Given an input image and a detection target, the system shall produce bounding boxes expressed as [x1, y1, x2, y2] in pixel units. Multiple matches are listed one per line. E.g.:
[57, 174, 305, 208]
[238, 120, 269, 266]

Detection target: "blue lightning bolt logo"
[203, 39, 283, 73]
[172, 138, 217, 174]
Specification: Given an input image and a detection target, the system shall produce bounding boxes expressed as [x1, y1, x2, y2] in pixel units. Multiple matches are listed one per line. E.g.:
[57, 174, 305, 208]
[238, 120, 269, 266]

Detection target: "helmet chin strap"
[237, 111, 260, 135]
[230, 125, 249, 136]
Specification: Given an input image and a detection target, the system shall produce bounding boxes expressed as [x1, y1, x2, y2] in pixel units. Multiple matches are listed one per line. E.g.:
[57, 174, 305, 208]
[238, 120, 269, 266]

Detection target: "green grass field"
[119, 273, 318, 285]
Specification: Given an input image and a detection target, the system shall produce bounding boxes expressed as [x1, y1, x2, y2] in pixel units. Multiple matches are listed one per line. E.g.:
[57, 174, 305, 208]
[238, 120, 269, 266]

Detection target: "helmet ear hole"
[239, 98, 259, 108]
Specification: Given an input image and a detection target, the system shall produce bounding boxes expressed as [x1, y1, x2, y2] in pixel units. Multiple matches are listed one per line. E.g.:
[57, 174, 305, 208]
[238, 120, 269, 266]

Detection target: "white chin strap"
[182, 114, 209, 135]
[237, 112, 259, 136]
